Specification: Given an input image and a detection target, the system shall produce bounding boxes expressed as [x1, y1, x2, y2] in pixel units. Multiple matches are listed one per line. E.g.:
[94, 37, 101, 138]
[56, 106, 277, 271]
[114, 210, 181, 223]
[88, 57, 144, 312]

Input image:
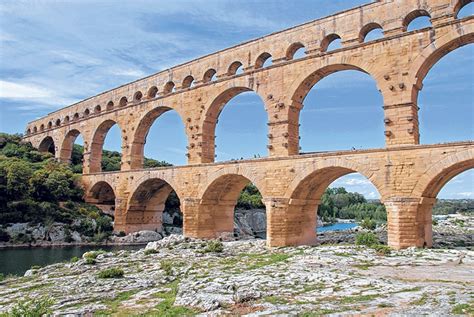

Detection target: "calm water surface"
[0, 245, 143, 276]
[318, 222, 358, 232]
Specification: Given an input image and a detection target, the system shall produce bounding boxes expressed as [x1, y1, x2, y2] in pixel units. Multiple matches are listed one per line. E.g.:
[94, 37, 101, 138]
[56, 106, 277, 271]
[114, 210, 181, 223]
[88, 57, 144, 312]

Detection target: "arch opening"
[359, 23, 384, 42]
[294, 67, 384, 153]
[417, 44, 474, 144]
[55, 119, 61, 127]
[147, 86, 158, 99]
[200, 174, 266, 240]
[203, 69, 217, 83]
[131, 107, 187, 169]
[182, 75, 195, 89]
[38, 136, 55, 155]
[88, 181, 116, 216]
[94, 105, 101, 114]
[119, 97, 128, 107]
[60, 129, 84, 173]
[204, 87, 268, 162]
[163, 81, 176, 94]
[286, 42, 306, 60]
[134, 91, 143, 102]
[321, 34, 342, 52]
[106, 101, 114, 111]
[84, 109, 90, 117]
[90, 120, 122, 173]
[455, 0, 474, 18]
[127, 178, 182, 235]
[255, 52, 272, 69]
[228, 61, 244, 76]
[288, 168, 385, 245]
[404, 10, 432, 31]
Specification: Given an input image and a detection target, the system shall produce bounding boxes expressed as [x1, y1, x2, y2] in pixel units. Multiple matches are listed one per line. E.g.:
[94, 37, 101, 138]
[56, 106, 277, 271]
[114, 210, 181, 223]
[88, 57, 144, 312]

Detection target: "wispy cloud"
[0, 80, 76, 107]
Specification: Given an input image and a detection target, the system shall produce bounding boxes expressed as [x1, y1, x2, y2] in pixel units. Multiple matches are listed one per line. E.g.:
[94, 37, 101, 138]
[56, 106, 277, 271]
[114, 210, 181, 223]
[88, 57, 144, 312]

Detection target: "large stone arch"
[86, 180, 116, 216]
[410, 22, 474, 103]
[412, 148, 474, 198]
[38, 136, 57, 155]
[89, 119, 123, 173]
[59, 129, 84, 164]
[197, 171, 267, 239]
[201, 85, 269, 163]
[130, 105, 188, 169]
[286, 62, 384, 155]
[125, 177, 181, 233]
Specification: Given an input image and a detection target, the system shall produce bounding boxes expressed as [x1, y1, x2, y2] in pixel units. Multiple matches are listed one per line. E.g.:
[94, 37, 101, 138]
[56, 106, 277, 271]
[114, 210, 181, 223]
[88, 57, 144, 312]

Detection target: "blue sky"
[0, 0, 472, 199]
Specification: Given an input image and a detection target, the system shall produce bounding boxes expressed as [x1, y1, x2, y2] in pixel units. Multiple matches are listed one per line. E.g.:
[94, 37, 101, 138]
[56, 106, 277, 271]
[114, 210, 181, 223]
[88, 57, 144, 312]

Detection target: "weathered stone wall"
[22, 0, 474, 249]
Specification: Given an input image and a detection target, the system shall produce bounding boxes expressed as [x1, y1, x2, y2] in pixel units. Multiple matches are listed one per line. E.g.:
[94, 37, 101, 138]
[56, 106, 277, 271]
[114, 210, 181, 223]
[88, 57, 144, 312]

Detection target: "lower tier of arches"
[80, 141, 472, 250]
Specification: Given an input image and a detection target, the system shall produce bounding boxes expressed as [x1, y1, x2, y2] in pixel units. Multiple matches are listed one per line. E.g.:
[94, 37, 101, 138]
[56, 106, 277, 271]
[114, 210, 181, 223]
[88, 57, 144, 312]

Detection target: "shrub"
[160, 260, 173, 276]
[432, 218, 438, 226]
[355, 232, 379, 247]
[8, 296, 54, 317]
[372, 244, 391, 256]
[360, 218, 376, 230]
[202, 240, 224, 253]
[117, 231, 126, 237]
[144, 248, 158, 255]
[97, 267, 124, 279]
[70, 256, 80, 263]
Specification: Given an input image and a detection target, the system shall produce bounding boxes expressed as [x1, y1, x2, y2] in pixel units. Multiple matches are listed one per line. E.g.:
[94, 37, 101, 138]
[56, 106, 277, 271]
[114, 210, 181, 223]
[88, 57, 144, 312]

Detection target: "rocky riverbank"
[1, 226, 473, 316]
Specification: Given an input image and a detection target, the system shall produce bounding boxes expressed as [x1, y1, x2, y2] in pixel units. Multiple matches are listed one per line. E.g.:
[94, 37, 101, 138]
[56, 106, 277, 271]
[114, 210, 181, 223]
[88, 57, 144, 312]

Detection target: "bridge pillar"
[266, 198, 319, 247]
[385, 197, 434, 249]
[383, 102, 420, 146]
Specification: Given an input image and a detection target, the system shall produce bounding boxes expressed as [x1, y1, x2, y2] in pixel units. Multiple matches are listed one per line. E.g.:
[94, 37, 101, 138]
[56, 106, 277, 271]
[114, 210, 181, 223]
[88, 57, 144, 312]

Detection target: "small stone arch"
[134, 91, 143, 102]
[455, 0, 474, 18]
[26, 128, 31, 135]
[359, 22, 384, 42]
[55, 119, 61, 127]
[119, 96, 128, 107]
[403, 9, 432, 31]
[47, 121, 53, 129]
[163, 81, 175, 94]
[182, 75, 195, 89]
[147, 86, 158, 98]
[203, 69, 217, 83]
[321, 33, 342, 52]
[94, 105, 101, 114]
[84, 108, 90, 117]
[33, 126, 38, 133]
[254, 52, 272, 69]
[286, 42, 306, 60]
[106, 101, 114, 110]
[73, 113, 80, 121]
[40, 124, 45, 131]
[227, 61, 243, 76]
[64, 116, 70, 123]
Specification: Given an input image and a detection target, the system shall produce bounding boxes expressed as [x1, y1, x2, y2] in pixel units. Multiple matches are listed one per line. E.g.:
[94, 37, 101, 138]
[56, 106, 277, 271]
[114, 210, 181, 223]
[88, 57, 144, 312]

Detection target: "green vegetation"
[0, 133, 113, 242]
[144, 280, 197, 316]
[202, 240, 224, 253]
[236, 183, 265, 209]
[452, 302, 474, 315]
[433, 199, 474, 215]
[160, 260, 174, 276]
[6, 296, 54, 317]
[360, 218, 377, 230]
[97, 267, 124, 279]
[144, 248, 159, 255]
[355, 232, 379, 247]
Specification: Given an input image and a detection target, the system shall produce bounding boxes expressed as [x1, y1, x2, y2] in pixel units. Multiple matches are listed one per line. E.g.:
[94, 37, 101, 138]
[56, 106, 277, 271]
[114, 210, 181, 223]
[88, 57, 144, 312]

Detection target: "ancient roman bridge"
[23, 0, 473, 249]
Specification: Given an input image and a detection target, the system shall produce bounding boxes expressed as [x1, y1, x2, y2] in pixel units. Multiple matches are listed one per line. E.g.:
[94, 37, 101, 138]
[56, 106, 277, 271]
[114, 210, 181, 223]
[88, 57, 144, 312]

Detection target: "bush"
[144, 248, 158, 255]
[8, 296, 54, 317]
[70, 256, 80, 263]
[372, 244, 391, 256]
[160, 260, 173, 276]
[202, 240, 224, 253]
[360, 218, 376, 230]
[355, 232, 379, 247]
[97, 267, 124, 279]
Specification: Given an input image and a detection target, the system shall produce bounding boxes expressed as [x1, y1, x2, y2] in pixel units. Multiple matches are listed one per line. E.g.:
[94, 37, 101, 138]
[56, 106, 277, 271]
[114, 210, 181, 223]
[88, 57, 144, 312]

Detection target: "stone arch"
[163, 81, 175, 94]
[130, 106, 188, 169]
[33, 126, 38, 133]
[203, 69, 217, 83]
[254, 52, 272, 69]
[286, 42, 306, 60]
[73, 113, 80, 121]
[38, 136, 56, 154]
[47, 121, 53, 129]
[87, 181, 116, 215]
[55, 119, 61, 127]
[321, 33, 341, 52]
[59, 129, 83, 164]
[455, 0, 474, 18]
[40, 124, 45, 131]
[412, 149, 474, 198]
[94, 105, 101, 114]
[182, 75, 195, 89]
[359, 22, 383, 42]
[201, 86, 268, 163]
[89, 119, 123, 173]
[26, 128, 31, 135]
[126, 177, 181, 233]
[410, 30, 474, 103]
[403, 9, 432, 31]
[198, 172, 266, 239]
[134, 91, 143, 102]
[106, 101, 114, 110]
[119, 96, 128, 107]
[227, 61, 243, 75]
[147, 86, 158, 99]
[64, 116, 70, 123]
[84, 108, 90, 117]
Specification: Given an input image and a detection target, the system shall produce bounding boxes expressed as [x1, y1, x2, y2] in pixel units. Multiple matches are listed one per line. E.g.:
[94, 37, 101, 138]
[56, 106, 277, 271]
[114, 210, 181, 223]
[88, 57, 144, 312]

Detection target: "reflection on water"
[0, 245, 143, 276]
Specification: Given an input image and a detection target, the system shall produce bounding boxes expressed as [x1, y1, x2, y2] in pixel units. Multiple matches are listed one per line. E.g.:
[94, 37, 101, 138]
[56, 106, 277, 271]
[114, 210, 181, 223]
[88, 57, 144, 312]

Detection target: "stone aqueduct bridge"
[23, 0, 473, 249]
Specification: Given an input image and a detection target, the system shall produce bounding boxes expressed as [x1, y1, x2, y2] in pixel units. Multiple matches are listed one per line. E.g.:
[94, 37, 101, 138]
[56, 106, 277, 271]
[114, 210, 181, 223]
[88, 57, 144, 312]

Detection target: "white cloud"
[0, 80, 76, 107]
[456, 192, 474, 198]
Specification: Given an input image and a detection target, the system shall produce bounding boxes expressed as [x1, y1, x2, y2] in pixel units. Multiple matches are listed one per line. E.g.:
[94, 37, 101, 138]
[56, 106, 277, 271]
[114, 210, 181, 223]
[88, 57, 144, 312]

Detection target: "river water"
[0, 222, 357, 276]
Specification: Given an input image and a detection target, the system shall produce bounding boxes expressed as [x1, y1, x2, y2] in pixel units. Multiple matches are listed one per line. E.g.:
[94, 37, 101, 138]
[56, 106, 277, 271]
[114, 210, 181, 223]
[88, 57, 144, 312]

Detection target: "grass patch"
[144, 248, 159, 255]
[160, 260, 174, 276]
[299, 309, 339, 316]
[97, 267, 124, 279]
[410, 293, 428, 306]
[452, 303, 474, 315]
[264, 296, 289, 305]
[5, 296, 54, 317]
[201, 240, 224, 253]
[340, 294, 379, 304]
[144, 280, 197, 316]
[247, 253, 291, 270]
[95, 290, 138, 315]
